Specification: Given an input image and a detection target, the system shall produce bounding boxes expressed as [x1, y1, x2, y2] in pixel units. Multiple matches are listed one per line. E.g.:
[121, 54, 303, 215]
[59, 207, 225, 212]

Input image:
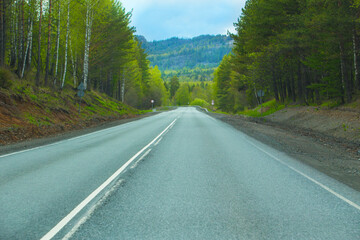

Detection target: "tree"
[170, 75, 180, 99]
[35, 0, 43, 86]
[175, 84, 190, 105]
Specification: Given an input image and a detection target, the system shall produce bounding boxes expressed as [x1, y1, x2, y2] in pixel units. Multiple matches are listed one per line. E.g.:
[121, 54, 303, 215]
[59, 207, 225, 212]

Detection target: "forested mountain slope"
[138, 35, 233, 81]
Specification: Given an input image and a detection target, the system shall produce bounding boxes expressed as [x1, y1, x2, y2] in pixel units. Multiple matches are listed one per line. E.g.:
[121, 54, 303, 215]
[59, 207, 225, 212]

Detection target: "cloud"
[121, 0, 246, 41]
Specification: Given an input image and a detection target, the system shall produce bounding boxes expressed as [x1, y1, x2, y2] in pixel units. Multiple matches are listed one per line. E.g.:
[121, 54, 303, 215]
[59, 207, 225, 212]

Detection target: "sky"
[121, 0, 246, 41]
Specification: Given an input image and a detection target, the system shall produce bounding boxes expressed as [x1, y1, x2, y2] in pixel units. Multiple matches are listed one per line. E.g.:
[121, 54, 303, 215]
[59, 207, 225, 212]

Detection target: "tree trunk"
[83, 4, 93, 90]
[54, 0, 60, 86]
[27, 0, 34, 70]
[339, 41, 352, 102]
[272, 67, 279, 101]
[0, 0, 6, 67]
[35, 0, 43, 86]
[61, 0, 70, 89]
[353, 30, 360, 90]
[70, 39, 77, 87]
[44, 0, 52, 86]
[17, 0, 24, 76]
[21, 18, 32, 78]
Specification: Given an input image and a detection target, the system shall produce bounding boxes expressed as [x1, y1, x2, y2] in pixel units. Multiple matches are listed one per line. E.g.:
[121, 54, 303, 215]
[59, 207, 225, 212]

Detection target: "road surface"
[1, 107, 359, 239]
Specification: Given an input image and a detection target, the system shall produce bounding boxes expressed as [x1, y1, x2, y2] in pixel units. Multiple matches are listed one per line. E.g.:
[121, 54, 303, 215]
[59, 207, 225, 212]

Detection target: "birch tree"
[44, 0, 52, 86]
[61, 0, 70, 89]
[35, 0, 43, 86]
[53, 0, 60, 85]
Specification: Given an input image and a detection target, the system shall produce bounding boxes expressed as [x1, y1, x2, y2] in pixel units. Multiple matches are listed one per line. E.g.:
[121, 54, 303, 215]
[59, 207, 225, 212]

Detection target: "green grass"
[320, 100, 342, 109]
[238, 99, 285, 117]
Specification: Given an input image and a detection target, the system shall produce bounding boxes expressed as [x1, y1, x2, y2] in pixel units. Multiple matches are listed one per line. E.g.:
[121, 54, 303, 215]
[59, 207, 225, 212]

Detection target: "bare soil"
[209, 107, 360, 192]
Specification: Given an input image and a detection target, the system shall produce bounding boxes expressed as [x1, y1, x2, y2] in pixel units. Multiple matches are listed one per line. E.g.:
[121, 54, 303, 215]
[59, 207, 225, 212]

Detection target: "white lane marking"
[154, 137, 163, 146]
[247, 140, 360, 211]
[40, 118, 178, 240]
[131, 149, 152, 169]
[62, 179, 125, 240]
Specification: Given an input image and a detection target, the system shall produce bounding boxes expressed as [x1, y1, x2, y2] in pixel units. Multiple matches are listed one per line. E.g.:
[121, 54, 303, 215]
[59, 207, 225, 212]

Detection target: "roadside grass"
[238, 99, 285, 117]
[1, 78, 143, 130]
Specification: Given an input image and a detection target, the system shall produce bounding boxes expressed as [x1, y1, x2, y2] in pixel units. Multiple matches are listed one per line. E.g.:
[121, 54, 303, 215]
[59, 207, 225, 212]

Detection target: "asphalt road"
[1, 107, 360, 239]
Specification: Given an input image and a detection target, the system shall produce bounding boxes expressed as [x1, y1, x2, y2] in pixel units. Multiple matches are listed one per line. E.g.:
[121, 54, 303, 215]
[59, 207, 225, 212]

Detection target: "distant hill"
[138, 35, 233, 82]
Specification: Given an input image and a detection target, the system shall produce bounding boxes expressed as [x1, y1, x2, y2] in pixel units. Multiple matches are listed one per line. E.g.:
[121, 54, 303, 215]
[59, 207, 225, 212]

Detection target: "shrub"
[0, 68, 13, 89]
[190, 98, 211, 108]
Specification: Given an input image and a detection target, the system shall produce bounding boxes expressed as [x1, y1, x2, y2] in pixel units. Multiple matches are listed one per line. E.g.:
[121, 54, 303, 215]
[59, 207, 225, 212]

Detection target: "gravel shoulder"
[208, 111, 360, 192]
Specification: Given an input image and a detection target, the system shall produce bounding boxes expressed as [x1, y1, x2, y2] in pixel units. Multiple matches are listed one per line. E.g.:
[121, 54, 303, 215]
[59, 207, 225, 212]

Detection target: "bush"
[190, 98, 211, 108]
[0, 68, 13, 89]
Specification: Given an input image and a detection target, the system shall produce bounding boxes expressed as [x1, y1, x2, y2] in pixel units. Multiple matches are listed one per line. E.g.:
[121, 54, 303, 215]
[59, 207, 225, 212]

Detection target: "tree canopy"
[0, 0, 167, 109]
[213, 0, 360, 112]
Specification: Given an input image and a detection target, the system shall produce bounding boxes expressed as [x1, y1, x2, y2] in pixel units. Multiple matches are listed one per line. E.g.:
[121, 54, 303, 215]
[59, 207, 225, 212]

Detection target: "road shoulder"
[208, 112, 360, 192]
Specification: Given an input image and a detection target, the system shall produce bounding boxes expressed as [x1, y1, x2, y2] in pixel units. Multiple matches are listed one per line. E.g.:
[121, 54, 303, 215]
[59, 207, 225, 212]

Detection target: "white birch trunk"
[61, 0, 70, 89]
[82, 4, 89, 89]
[21, 18, 32, 78]
[54, 0, 60, 85]
[70, 39, 76, 87]
[353, 33, 359, 89]
[28, 21, 33, 67]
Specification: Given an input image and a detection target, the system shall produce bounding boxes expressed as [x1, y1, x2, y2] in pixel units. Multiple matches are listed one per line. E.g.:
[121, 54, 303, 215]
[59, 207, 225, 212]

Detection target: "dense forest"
[0, 0, 168, 109]
[139, 35, 233, 82]
[214, 0, 360, 113]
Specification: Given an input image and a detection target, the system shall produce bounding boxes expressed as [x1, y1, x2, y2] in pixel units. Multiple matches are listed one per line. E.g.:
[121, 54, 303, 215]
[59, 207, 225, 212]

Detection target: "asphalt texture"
[1, 107, 360, 239]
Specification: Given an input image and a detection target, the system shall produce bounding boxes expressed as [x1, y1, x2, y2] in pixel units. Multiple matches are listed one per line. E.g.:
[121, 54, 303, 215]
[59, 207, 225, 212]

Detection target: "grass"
[0, 78, 145, 131]
[238, 99, 285, 117]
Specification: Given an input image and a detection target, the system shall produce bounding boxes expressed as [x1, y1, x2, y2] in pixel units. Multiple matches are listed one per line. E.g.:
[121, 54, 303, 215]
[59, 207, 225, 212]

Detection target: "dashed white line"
[40, 118, 178, 240]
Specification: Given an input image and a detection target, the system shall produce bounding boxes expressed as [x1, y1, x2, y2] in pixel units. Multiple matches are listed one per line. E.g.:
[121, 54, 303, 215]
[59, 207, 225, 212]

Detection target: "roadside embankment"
[0, 81, 148, 147]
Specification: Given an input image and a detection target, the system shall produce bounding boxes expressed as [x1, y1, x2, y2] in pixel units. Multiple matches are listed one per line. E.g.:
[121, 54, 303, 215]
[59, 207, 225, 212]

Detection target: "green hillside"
[138, 35, 233, 82]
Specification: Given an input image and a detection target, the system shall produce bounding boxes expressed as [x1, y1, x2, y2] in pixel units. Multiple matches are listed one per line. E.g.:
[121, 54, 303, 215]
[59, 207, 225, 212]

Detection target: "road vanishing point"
[1, 108, 360, 239]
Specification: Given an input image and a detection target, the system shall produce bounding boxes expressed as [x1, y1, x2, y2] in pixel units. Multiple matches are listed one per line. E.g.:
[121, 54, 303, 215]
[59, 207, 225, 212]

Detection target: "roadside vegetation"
[212, 0, 360, 114]
[0, 0, 169, 110]
[0, 70, 146, 144]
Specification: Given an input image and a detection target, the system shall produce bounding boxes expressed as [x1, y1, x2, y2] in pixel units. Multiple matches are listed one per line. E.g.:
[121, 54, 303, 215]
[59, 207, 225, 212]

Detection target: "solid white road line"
[247, 140, 360, 212]
[40, 118, 178, 240]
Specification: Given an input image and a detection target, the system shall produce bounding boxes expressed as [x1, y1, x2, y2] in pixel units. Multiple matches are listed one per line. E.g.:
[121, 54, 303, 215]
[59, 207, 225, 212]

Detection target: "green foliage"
[239, 99, 285, 118]
[190, 98, 210, 108]
[170, 76, 180, 99]
[140, 35, 233, 83]
[140, 35, 233, 70]
[1, 0, 168, 111]
[0, 68, 13, 89]
[175, 84, 191, 105]
[212, 0, 360, 114]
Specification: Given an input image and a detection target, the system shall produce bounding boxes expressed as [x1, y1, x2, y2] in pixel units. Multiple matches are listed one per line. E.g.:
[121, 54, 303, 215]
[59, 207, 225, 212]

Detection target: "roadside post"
[211, 100, 215, 111]
[151, 99, 154, 109]
[257, 90, 265, 116]
[77, 82, 85, 113]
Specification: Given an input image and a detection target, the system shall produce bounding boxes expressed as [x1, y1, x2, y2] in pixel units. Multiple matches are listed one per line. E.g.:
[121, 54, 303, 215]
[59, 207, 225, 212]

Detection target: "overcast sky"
[121, 0, 246, 41]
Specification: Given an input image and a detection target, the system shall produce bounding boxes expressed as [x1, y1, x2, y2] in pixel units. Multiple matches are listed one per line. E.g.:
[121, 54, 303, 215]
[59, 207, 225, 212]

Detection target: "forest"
[0, 0, 168, 109]
[139, 35, 233, 82]
[214, 0, 360, 113]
